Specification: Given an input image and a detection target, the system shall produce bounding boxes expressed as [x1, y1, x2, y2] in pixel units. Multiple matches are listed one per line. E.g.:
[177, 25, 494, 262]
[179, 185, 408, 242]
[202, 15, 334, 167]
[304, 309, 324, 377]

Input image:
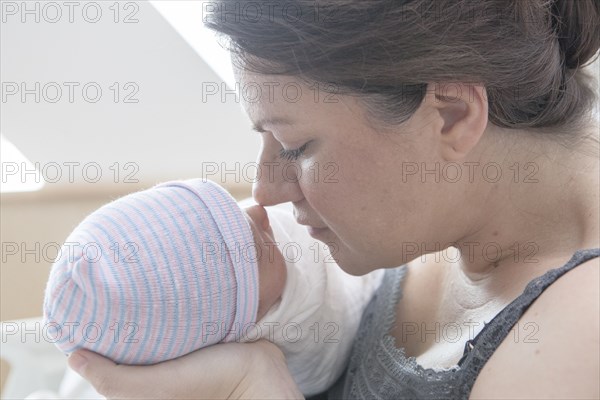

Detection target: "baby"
[42, 179, 384, 396]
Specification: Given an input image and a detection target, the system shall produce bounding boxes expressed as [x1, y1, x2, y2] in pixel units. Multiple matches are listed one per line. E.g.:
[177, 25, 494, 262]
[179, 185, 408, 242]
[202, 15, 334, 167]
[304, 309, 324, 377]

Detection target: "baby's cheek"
[266, 247, 287, 301]
[257, 245, 287, 314]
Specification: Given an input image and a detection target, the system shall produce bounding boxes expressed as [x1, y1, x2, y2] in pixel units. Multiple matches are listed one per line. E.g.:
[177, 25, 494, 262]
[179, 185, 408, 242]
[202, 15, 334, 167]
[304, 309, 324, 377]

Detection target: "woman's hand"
[68, 339, 305, 400]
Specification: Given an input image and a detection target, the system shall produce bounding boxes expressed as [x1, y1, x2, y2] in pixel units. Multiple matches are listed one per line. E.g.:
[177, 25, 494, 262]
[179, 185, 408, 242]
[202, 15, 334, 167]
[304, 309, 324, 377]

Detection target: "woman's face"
[237, 69, 477, 275]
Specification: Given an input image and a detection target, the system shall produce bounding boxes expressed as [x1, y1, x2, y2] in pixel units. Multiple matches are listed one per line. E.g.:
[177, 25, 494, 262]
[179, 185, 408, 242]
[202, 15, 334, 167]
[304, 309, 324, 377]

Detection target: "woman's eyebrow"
[251, 117, 296, 133]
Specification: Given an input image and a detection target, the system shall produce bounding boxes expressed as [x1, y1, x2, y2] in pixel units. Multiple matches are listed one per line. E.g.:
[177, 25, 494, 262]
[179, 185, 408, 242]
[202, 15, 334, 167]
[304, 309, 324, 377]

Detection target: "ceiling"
[0, 1, 259, 189]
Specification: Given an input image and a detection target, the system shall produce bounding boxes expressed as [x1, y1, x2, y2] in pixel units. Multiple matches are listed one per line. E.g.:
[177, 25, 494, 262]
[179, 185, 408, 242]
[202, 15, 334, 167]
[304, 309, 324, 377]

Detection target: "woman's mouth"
[295, 216, 330, 238]
[307, 226, 329, 237]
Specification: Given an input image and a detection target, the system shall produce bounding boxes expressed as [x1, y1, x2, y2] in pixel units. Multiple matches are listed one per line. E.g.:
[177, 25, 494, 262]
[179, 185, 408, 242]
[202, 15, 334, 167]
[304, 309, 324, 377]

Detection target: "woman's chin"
[314, 232, 375, 275]
[323, 245, 369, 276]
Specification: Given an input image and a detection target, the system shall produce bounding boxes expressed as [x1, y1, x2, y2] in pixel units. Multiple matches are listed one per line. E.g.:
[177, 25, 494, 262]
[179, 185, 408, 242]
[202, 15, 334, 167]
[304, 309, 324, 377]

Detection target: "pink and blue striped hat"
[42, 179, 259, 365]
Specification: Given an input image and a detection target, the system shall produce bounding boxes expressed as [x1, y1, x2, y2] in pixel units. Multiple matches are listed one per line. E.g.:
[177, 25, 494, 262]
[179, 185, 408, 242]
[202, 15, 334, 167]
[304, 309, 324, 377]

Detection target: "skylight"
[0, 135, 45, 193]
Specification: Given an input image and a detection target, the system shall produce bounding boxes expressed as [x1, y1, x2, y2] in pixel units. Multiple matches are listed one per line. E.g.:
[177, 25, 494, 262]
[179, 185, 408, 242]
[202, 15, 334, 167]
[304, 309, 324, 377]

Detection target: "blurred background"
[0, 1, 599, 397]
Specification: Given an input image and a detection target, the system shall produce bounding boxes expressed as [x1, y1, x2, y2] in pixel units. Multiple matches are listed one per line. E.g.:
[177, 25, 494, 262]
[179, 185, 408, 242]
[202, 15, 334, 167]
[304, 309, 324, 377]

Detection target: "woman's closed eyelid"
[260, 132, 313, 160]
[278, 141, 310, 161]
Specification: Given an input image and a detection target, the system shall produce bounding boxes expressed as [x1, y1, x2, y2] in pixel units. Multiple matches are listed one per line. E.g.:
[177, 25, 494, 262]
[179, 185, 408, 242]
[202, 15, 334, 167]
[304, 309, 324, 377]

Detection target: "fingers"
[67, 350, 161, 399]
[230, 340, 304, 400]
[68, 350, 122, 398]
[65, 341, 297, 400]
[66, 344, 248, 400]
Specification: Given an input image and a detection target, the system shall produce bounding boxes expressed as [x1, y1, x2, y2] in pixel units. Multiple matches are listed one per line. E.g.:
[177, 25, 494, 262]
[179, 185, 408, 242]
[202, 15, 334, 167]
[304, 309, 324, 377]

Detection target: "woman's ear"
[424, 82, 489, 161]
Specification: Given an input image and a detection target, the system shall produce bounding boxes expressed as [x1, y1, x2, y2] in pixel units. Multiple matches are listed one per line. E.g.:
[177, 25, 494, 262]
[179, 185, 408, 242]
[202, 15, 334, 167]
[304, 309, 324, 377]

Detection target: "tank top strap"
[452, 248, 600, 397]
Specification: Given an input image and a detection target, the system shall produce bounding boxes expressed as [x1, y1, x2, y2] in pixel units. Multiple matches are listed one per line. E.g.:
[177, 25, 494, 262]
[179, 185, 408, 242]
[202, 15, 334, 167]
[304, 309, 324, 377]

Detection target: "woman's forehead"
[238, 78, 364, 128]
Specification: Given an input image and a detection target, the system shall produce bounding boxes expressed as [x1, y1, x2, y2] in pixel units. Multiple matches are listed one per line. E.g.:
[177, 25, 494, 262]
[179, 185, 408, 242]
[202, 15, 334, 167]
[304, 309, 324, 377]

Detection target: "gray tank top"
[324, 248, 600, 400]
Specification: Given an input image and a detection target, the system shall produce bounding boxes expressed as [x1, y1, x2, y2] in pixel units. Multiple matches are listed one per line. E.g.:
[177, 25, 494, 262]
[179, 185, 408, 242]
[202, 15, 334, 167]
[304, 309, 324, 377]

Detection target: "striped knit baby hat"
[42, 179, 259, 365]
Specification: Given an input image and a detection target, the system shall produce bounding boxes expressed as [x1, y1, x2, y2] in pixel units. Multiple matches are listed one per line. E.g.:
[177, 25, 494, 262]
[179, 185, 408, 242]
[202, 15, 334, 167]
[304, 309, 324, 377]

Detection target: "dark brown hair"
[204, 0, 600, 135]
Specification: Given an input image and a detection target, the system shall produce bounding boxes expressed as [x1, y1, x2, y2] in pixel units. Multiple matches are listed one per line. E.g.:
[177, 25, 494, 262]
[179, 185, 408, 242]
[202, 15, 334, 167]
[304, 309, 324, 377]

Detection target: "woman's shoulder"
[470, 255, 599, 399]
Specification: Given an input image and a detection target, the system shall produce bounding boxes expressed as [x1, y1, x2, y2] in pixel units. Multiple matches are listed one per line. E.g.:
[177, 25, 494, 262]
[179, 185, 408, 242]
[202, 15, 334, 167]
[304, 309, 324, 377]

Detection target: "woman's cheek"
[298, 174, 334, 216]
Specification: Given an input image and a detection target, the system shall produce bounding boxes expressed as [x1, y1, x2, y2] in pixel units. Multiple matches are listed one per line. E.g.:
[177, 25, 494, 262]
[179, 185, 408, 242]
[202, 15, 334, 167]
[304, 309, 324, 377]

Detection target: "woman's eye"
[278, 141, 310, 161]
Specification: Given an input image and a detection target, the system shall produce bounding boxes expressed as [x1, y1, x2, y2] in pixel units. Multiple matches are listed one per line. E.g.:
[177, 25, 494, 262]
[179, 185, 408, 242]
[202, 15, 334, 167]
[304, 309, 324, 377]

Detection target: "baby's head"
[43, 179, 286, 365]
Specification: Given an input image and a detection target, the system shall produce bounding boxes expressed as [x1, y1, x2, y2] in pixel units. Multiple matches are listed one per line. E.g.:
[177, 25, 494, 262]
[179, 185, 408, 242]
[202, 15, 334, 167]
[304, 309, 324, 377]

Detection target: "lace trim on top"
[380, 265, 461, 375]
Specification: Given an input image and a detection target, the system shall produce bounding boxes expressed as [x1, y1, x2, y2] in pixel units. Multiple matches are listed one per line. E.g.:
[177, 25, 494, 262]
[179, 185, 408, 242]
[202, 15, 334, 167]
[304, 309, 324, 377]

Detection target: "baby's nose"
[244, 204, 270, 231]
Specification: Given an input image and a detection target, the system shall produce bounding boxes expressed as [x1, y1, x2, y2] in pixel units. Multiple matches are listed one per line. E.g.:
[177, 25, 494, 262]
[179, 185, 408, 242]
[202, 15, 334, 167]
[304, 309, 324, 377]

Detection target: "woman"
[68, 0, 599, 398]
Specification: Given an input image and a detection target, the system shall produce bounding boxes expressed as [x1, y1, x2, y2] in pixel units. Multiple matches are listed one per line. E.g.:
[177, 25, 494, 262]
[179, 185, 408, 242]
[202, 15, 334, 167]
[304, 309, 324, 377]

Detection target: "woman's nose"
[252, 149, 304, 206]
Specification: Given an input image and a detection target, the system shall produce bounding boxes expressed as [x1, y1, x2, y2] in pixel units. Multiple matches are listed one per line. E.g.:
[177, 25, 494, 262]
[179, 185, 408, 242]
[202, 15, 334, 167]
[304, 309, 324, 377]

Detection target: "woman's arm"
[68, 339, 305, 400]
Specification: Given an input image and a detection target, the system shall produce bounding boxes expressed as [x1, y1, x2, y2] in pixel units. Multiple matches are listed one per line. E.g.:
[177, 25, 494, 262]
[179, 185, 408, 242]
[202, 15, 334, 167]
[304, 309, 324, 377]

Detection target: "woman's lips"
[295, 218, 329, 237]
[307, 226, 329, 237]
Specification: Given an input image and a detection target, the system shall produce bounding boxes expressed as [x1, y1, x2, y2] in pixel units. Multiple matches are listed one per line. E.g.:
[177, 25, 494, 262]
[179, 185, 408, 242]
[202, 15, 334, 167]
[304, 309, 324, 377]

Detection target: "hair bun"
[552, 0, 600, 69]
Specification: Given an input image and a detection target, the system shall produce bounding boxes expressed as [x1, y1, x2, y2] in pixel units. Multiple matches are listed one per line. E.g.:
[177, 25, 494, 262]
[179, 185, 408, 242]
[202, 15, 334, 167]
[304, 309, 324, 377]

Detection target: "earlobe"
[427, 82, 489, 162]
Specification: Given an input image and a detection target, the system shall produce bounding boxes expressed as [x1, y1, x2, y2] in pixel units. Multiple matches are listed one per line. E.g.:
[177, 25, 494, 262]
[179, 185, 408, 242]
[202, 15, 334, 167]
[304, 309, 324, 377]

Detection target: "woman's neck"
[455, 121, 599, 281]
